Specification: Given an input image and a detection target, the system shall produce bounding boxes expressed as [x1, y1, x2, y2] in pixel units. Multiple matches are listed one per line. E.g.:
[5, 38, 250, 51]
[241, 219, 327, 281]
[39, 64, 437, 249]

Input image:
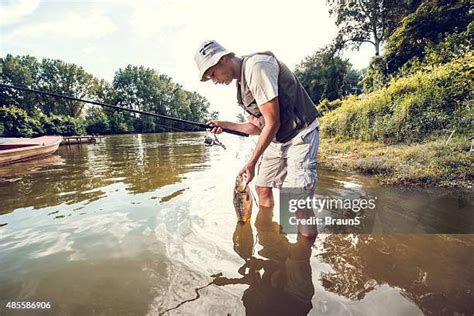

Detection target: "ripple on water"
[0, 133, 472, 315]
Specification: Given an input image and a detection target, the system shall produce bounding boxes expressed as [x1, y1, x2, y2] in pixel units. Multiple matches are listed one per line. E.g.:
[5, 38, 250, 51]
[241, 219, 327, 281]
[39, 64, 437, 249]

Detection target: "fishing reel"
[204, 133, 226, 149]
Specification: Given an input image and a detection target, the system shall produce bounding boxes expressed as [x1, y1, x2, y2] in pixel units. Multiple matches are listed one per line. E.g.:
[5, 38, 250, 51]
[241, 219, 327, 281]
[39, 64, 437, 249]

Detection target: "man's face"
[203, 58, 233, 85]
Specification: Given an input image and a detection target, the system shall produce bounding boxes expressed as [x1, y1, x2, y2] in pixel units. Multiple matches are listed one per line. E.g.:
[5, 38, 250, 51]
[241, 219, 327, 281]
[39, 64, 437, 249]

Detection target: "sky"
[0, 0, 374, 120]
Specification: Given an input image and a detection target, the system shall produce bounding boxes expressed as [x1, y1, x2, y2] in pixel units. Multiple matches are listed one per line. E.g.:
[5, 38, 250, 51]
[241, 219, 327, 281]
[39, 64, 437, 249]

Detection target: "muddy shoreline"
[318, 137, 473, 189]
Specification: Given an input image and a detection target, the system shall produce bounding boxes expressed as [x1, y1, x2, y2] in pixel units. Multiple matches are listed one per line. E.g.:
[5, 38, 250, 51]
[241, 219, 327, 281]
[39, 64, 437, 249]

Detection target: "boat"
[0, 136, 63, 165]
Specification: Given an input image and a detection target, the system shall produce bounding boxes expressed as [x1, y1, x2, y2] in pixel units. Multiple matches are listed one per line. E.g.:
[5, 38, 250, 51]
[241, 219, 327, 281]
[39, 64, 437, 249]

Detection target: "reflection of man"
[195, 41, 320, 236]
[213, 206, 316, 315]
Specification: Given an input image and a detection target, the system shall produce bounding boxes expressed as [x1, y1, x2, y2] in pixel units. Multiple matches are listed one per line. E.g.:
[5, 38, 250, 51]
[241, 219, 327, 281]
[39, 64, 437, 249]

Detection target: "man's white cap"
[194, 40, 231, 81]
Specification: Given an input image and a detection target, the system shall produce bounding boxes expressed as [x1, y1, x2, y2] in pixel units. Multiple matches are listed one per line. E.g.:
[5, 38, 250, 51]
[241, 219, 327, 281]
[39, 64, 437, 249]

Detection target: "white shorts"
[255, 119, 319, 191]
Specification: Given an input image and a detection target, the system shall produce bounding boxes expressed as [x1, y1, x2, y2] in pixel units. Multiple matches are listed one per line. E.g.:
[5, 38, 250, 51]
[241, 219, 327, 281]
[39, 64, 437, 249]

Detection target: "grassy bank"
[320, 52, 472, 144]
[317, 48, 472, 188]
[318, 136, 472, 188]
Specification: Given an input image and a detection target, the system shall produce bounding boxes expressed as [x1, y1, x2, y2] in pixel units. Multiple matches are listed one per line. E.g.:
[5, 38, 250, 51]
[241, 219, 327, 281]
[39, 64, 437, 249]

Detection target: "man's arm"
[207, 118, 261, 135]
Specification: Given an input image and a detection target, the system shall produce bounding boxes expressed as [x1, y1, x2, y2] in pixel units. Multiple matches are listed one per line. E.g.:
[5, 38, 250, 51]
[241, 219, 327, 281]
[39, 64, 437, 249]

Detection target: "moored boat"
[0, 136, 63, 165]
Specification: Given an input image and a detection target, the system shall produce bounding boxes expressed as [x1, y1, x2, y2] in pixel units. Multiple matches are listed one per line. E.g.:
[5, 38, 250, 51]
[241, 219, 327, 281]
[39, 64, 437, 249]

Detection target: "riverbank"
[318, 136, 472, 188]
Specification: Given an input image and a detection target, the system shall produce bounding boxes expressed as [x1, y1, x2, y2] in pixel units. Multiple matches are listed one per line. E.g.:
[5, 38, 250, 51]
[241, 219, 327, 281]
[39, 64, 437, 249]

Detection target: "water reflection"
[320, 234, 474, 315]
[311, 168, 474, 234]
[212, 206, 316, 315]
[0, 133, 472, 315]
[368, 187, 474, 233]
[0, 133, 209, 215]
[0, 252, 168, 315]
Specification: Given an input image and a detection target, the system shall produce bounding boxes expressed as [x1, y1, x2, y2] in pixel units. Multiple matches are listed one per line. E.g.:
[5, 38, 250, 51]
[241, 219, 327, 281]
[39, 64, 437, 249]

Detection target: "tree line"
[0, 56, 217, 137]
[311, 0, 472, 144]
[294, 0, 471, 113]
[1, 0, 471, 140]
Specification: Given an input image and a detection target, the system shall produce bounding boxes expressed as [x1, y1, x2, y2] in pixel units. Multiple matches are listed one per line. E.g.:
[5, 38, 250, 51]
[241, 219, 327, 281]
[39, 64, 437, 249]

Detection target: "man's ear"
[221, 53, 234, 64]
[220, 55, 230, 64]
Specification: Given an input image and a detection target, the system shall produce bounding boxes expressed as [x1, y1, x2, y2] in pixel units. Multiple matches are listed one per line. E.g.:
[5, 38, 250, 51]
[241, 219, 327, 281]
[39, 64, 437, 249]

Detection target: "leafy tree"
[1, 55, 107, 118]
[0, 106, 38, 137]
[38, 59, 104, 117]
[0, 105, 86, 137]
[167, 84, 193, 130]
[111, 65, 211, 132]
[44, 115, 85, 136]
[384, 0, 472, 73]
[327, 0, 421, 56]
[236, 113, 246, 122]
[344, 67, 364, 95]
[109, 112, 129, 134]
[361, 0, 472, 92]
[1, 55, 212, 135]
[294, 48, 362, 104]
[132, 116, 156, 133]
[188, 91, 211, 122]
[209, 111, 219, 120]
[112, 66, 172, 114]
[361, 55, 389, 92]
[85, 107, 110, 134]
[0, 55, 41, 113]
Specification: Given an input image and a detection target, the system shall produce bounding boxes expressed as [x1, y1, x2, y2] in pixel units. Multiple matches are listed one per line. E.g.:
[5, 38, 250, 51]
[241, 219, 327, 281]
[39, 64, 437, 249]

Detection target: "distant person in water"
[195, 40, 320, 236]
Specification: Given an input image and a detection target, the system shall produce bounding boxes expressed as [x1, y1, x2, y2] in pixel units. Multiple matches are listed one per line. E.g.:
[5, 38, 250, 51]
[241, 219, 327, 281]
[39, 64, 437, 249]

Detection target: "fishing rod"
[0, 83, 248, 137]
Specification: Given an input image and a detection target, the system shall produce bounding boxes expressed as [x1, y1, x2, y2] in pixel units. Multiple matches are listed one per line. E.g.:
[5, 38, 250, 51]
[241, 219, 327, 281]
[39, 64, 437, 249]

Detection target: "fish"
[233, 175, 253, 222]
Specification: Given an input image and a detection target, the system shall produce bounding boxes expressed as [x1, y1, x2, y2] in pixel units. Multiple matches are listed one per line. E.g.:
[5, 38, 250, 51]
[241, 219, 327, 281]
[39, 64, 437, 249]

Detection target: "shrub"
[320, 52, 473, 143]
[317, 98, 343, 115]
[109, 112, 129, 134]
[0, 105, 41, 137]
[85, 107, 110, 134]
[46, 115, 85, 136]
[0, 106, 85, 137]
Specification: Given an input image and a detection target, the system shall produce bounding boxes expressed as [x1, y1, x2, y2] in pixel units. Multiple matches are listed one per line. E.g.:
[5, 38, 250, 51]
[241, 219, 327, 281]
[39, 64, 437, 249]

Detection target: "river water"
[0, 132, 473, 315]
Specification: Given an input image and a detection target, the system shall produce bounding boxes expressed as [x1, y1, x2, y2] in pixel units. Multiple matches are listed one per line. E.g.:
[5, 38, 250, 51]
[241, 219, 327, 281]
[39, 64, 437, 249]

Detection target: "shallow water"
[0, 132, 473, 315]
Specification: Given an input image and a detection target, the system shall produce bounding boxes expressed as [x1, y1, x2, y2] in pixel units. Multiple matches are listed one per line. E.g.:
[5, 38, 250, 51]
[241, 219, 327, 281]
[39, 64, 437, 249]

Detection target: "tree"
[209, 111, 219, 120]
[344, 67, 363, 95]
[109, 112, 128, 134]
[0, 54, 41, 113]
[294, 48, 362, 104]
[327, 0, 421, 56]
[0, 55, 106, 118]
[236, 113, 246, 122]
[384, 0, 472, 73]
[0, 106, 38, 137]
[188, 91, 211, 122]
[1, 54, 212, 135]
[360, 0, 472, 92]
[111, 65, 212, 132]
[85, 107, 110, 134]
[38, 59, 103, 117]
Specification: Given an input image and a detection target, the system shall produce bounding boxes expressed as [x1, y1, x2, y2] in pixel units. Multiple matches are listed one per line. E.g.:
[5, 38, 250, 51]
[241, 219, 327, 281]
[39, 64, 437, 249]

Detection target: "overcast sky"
[1, 0, 374, 120]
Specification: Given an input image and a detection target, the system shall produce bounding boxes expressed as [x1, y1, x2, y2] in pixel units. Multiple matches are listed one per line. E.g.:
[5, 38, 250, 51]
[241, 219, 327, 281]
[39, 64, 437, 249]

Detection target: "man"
[194, 40, 320, 234]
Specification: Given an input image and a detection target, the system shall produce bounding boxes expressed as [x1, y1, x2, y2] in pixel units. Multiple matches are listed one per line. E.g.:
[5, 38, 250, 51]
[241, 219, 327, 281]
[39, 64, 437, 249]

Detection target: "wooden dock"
[61, 135, 103, 145]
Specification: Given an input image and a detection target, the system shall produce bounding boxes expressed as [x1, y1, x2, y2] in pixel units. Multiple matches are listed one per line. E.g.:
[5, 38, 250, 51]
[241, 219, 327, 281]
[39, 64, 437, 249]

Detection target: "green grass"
[318, 136, 473, 188]
[320, 52, 473, 144]
[317, 51, 472, 188]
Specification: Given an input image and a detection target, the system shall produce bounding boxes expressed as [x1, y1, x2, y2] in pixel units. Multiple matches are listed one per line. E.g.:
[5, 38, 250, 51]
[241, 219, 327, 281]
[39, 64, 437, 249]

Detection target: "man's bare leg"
[255, 185, 274, 208]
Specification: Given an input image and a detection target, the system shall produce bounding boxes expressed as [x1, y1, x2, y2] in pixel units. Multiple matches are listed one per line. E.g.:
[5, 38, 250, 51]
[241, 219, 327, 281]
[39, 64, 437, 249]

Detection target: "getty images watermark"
[279, 188, 474, 234]
[280, 188, 378, 234]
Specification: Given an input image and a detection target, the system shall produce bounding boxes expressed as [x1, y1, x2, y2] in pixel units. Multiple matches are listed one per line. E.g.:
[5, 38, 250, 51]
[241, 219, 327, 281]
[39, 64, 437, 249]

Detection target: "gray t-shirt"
[244, 54, 279, 106]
